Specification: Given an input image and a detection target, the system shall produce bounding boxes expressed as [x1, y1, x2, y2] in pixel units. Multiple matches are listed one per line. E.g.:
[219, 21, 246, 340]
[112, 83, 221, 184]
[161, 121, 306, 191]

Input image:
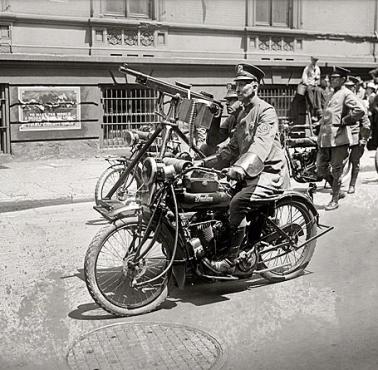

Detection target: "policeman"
[196, 63, 289, 275]
[316, 66, 365, 210]
[344, 77, 371, 194]
[200, 83, 242, 156]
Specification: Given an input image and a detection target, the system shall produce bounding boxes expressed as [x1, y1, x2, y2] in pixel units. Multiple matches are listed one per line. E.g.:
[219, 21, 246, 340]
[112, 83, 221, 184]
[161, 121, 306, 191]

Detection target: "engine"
[183, 211, 229, 260]
[291, 148, 321, 182]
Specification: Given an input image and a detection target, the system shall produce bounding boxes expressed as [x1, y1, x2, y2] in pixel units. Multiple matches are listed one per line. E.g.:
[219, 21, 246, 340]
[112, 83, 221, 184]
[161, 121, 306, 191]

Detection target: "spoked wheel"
[94, 164, 141, 206]
[258, 199, 317, 282]
[84, 220, 169, 316]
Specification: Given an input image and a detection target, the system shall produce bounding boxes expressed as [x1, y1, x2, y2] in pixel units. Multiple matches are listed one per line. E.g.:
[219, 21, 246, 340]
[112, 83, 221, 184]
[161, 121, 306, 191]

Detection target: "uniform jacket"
[217, 96, 287, 186]
[318, 86, 365, 148]
[349, 112, 371, 146]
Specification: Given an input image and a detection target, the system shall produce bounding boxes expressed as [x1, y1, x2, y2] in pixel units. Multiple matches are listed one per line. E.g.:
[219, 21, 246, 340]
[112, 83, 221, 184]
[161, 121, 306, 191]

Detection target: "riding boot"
[203, 226, 245, 275]
[348, 168, 359, 194]
[326, 185, 341, 211]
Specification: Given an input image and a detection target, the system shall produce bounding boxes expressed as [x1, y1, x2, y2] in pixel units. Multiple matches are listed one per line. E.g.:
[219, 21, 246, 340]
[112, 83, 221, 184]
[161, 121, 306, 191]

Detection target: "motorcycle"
[84, 155, 333, 317]
[281, 121, 351, 193]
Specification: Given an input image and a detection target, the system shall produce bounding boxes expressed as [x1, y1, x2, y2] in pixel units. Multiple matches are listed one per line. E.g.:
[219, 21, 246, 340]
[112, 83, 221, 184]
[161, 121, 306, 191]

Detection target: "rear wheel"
[84, 220, 169, 317]
[258, 199, 317, 282]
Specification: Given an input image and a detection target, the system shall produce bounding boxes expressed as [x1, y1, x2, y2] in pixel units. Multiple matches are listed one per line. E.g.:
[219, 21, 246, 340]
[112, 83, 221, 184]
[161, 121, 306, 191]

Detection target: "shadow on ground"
[65, 272, 314, 321]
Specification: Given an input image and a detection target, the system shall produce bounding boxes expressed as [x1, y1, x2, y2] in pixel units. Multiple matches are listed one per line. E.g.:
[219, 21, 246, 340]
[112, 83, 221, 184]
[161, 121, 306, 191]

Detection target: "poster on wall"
[18, 86, 81, 131]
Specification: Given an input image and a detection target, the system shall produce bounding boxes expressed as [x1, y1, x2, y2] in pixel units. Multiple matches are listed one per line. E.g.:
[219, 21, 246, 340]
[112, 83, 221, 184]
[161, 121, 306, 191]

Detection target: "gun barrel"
[119, 65, 221, 105]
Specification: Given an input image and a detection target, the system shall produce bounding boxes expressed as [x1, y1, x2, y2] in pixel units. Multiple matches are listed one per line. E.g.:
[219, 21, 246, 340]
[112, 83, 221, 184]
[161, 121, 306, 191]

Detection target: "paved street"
[0, 152, 378, 370]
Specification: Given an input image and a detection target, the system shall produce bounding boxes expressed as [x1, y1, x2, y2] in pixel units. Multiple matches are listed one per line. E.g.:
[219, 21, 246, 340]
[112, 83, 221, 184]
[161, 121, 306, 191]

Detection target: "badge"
[257, 122, 270, 135]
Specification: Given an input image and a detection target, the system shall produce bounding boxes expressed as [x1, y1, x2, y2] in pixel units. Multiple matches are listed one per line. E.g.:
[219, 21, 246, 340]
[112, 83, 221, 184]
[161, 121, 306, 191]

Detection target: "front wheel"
[94, 164, 141, 206]
[84, 220, 169, 317]
[258, 198, 317, 282]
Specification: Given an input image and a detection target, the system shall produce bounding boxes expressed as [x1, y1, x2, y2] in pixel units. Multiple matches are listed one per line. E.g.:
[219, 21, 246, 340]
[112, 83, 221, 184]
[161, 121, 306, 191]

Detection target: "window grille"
[259, 85, 296, 121]
[101, 85, 158, 148]
[100, 84, 296, 149]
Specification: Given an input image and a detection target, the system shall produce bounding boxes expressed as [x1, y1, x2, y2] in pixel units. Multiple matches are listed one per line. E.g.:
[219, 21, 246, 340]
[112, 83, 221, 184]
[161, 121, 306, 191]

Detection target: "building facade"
[0, 0, 377, 155]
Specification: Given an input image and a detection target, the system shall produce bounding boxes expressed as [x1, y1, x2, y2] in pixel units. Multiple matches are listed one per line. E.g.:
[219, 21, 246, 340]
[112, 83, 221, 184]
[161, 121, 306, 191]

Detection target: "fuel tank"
[176, 189, 231, 210]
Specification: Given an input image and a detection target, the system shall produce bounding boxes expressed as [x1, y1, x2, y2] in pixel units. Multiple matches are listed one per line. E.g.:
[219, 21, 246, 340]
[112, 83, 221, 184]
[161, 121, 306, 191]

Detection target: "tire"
[375, 148, 378, 173]
[258, 199, 317, 282]
[84, 220, 169, 317]
[94, 164, 141, 206]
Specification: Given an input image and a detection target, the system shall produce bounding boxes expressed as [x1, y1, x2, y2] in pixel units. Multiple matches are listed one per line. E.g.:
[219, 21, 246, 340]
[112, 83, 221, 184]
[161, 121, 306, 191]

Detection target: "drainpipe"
[373, 0, 378, 63]
[244, 0, 248, 60]
[88, 0, 94, 56]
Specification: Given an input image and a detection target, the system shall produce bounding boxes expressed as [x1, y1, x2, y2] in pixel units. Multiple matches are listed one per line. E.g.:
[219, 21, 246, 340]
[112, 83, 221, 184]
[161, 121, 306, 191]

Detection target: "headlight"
[141, 157, 157, 185]
[141, 157, 177, 185]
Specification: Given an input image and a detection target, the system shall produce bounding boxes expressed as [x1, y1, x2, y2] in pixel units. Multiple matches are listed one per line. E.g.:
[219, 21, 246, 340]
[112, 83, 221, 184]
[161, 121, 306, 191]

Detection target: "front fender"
[160, 221, 187, 289]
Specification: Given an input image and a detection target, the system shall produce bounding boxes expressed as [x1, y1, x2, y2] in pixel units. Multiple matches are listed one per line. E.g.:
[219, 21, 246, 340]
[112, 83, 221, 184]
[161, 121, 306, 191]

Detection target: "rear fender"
[279, 191, 319, 222]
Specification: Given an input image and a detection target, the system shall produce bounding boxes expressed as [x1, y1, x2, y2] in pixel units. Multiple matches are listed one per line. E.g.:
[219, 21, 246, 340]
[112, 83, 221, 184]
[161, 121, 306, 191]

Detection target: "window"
[256, 0, 293, 28]
[104, 0, 154, 19]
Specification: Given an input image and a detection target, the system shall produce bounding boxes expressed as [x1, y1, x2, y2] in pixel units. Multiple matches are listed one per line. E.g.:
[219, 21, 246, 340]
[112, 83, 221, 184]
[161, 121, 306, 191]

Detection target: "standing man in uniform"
[196, 63, 289, 274]
[344, 78, 371, 194]
[316, 66, 365, 210]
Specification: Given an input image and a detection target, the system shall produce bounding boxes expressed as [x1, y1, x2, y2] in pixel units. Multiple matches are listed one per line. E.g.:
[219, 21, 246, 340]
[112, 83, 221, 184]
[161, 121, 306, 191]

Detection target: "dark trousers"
[349, 144, 365, 187]
[229, 178, 282, 228]
[306, 86, 323, 117]
[316, 145, 349, 192]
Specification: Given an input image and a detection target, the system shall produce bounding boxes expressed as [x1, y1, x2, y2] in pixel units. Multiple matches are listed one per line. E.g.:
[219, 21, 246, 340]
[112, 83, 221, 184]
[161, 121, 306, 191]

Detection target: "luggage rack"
[94, 199, 140, 221]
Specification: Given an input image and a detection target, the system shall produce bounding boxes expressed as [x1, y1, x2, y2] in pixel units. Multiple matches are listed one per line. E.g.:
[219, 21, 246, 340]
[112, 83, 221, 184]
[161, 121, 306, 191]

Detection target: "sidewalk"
[0, 149, 376, 213]
[0, 156, 109, 212]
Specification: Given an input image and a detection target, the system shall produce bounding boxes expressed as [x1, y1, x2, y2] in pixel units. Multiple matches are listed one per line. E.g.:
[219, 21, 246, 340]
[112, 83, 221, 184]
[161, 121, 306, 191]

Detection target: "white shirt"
[302, 63, 321, 86]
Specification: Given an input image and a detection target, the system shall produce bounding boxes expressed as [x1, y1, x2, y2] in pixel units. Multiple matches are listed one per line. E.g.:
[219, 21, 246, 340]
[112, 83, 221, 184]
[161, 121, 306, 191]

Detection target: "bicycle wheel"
[94, 164, 140, 206]
[258, 198, 317, 282]
[84, 220, 169, 317]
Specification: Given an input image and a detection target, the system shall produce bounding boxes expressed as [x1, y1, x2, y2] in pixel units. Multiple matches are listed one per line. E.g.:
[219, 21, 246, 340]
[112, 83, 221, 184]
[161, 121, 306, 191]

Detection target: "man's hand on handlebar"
[222, 166, 246, 182]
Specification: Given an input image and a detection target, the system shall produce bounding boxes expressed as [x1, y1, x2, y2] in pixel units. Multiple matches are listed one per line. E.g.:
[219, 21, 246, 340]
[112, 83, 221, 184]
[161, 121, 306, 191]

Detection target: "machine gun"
[119, 64, 222, 105]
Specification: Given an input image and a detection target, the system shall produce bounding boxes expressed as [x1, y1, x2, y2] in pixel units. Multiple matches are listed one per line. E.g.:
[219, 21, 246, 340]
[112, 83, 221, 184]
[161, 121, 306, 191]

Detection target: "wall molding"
[0, 12, 377, 42]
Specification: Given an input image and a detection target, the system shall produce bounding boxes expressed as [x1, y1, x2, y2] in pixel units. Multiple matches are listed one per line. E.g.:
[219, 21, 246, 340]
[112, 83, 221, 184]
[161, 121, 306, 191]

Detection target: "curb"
[0, 196, 93, 213]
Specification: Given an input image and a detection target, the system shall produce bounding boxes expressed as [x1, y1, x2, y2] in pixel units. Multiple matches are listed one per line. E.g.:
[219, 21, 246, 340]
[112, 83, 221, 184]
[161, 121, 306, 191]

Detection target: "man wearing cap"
[196, 63, 288, 275]
[200, 83, 242, 156]
[302, 56, 322, 119]
[316, 66, 365, 210]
